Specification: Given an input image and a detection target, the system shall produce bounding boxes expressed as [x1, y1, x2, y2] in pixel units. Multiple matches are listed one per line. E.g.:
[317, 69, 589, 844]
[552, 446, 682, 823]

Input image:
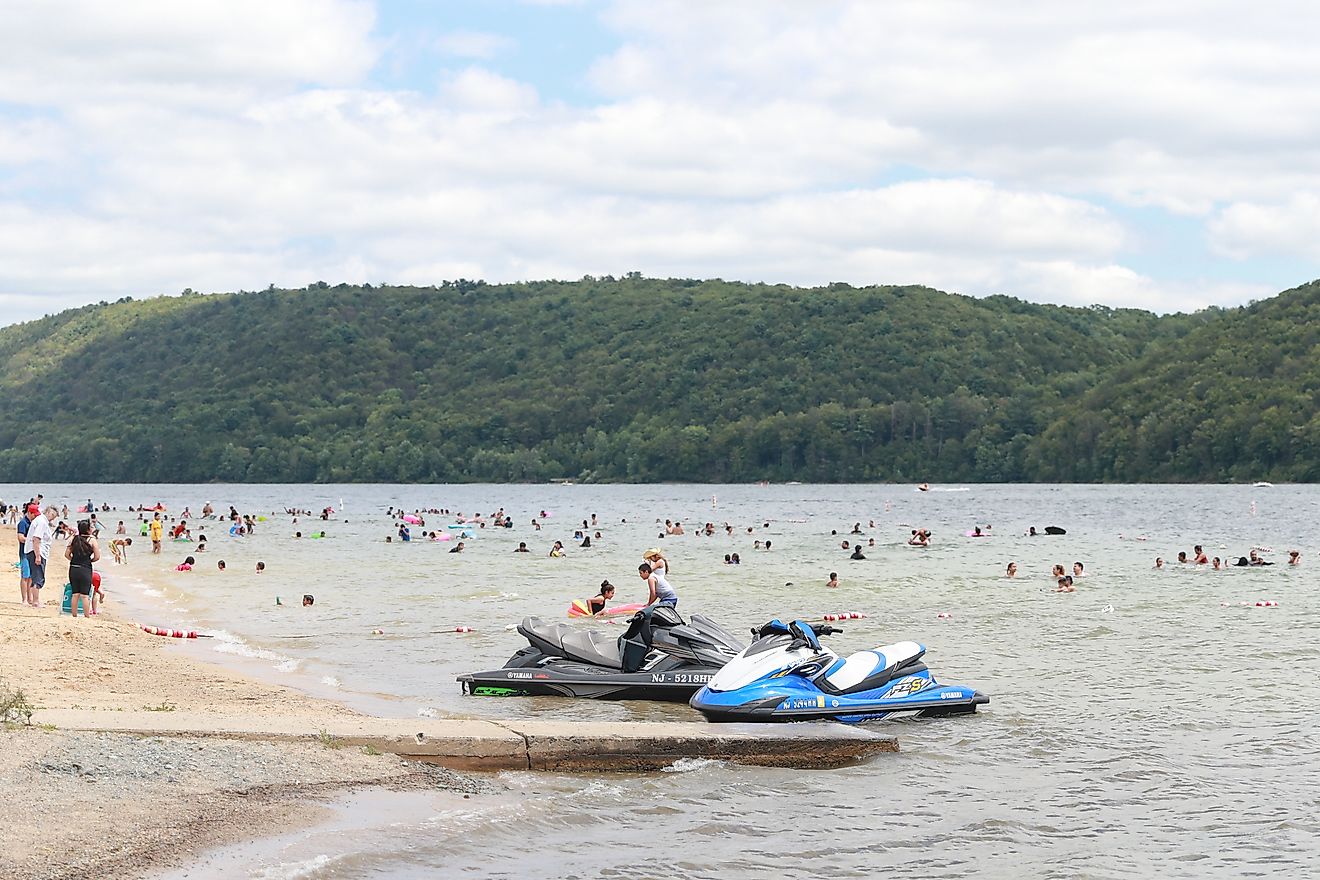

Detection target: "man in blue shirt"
[16, 504, 33, 604]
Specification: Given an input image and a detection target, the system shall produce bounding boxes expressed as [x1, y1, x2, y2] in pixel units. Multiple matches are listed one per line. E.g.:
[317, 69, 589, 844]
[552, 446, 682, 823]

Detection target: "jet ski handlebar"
[751, 619, 842, 652]
[751, 619, 843, 640]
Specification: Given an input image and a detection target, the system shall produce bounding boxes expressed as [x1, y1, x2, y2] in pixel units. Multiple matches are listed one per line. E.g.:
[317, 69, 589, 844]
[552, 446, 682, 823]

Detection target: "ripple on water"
[50, 482, 1320, 879]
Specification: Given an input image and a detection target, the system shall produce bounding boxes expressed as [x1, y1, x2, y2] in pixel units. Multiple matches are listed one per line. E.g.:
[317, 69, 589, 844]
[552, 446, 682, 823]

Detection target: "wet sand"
[0, 525, 486, 880]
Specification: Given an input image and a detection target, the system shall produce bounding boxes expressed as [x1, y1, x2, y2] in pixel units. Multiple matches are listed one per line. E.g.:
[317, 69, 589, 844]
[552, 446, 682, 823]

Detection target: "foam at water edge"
[252, 853, 339, 880]
[321, 676, 341, 688]
[663, 757, 725, 773]
[208, 629, 298, 667]
[417, 706, 439, 718]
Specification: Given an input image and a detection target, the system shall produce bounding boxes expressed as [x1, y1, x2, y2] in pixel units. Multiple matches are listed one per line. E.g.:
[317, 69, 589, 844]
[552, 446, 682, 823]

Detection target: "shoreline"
[1, 521, 894, 878]
[0, 526, 491, 880]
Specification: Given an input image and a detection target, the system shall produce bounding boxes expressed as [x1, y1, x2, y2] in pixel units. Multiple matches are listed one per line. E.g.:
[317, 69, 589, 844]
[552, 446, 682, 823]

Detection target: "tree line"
[0, 276, 1314, 483]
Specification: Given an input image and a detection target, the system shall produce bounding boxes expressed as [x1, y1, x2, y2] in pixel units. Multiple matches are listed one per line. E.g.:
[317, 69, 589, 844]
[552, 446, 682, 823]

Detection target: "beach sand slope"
[0, 605, 485, 880]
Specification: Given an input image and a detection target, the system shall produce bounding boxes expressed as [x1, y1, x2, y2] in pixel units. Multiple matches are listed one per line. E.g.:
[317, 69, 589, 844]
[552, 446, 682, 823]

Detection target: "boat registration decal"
[652, 673, 712, 683]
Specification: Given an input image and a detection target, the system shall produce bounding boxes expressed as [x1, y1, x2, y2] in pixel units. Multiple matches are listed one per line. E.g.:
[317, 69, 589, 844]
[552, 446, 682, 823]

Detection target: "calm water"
[16, 483, 1320, 879]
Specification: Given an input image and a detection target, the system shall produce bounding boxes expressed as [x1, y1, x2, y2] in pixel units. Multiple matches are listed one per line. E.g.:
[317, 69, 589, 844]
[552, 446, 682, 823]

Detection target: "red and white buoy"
[139, 624, 198, 639]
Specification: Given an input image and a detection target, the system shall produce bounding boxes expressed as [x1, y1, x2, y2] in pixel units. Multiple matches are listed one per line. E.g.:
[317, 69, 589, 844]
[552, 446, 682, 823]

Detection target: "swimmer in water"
[827, 572, 839, 588]
[1289, 550, 1301, 565]
[1193, 545, 1208, 564]
[1154, 557, 1163, 569]
[1073, 561, 1084, 577]
[256, 561, 265, 574]
[217, 560, 226, 571]
[302, 594, 314, 606]
[849, 545, 866, 560]
[449, 541, 466, 553]
[514, 542, 530, 553]
[587, 581, 615, 615]
[1054, 576, 1075, 593]
[1006, 562, 1018, 578]
[550, 541, 566, 557]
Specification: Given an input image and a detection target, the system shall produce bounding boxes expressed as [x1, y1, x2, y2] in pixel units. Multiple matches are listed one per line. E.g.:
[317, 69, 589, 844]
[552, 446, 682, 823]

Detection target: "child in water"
[587, 581, 615, 615]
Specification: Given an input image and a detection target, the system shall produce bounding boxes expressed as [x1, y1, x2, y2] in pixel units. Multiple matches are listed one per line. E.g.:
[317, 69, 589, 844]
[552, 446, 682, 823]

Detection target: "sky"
[2, 0, 1320, 326]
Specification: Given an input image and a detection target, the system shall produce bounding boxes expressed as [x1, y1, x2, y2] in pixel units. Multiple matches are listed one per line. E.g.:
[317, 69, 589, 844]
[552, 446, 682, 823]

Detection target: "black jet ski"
[457, 606, 744, 701]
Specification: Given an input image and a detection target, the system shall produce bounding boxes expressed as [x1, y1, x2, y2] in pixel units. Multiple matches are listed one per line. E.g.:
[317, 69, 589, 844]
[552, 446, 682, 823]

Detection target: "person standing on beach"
[16, 504, 35, 603]
[64, 520, 99, 618]
[23, 506, 56, 608]
[149, 512, 163, 554]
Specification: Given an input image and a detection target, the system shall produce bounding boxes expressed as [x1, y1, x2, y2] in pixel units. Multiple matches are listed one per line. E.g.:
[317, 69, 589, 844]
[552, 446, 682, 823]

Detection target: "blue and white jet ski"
[689, 619, 988, 723]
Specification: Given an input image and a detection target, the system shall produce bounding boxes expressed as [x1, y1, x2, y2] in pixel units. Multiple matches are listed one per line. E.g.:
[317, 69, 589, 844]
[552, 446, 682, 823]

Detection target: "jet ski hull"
[690, 674, 989, 723]
[458, 661, 720, 701]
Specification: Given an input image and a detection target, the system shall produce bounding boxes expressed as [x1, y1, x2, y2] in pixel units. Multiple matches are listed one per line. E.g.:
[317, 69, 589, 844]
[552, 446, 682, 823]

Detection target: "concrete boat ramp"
[36, 709, 897, 771]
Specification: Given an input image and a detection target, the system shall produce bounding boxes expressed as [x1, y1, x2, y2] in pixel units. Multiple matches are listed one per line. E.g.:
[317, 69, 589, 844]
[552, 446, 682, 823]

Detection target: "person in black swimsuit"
[64, 520, 100, 618]
[587, 581, 615, 615]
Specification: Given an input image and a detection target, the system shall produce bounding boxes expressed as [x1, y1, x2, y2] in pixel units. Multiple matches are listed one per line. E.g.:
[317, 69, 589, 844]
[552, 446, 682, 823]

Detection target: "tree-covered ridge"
[1030, 279, 1320, 482]
[0, 276, 1310, 483]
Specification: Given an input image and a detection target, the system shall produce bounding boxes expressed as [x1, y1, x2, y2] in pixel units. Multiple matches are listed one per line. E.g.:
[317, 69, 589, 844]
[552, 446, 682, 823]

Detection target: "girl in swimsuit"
[587, 581, 615, 615]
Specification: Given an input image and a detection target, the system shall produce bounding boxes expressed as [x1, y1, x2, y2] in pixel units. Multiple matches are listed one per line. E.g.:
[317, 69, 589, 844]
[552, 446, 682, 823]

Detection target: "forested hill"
[0, 276, 1313, 483]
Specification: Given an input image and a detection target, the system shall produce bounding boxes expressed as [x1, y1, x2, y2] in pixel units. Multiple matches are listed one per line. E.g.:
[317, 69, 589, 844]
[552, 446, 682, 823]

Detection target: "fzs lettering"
[882, 677, 928, 699]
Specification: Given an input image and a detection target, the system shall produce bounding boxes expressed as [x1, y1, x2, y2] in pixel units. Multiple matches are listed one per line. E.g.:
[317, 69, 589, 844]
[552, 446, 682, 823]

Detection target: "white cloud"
[1, 0, 1319, 324]
[434, 30, 515, 60]
[0, 0, 378, 108]
[1209, 194, 1320, 261]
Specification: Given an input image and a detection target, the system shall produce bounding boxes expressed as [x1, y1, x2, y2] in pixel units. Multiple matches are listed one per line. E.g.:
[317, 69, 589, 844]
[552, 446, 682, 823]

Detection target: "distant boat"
[1252, 481, 1274, 488]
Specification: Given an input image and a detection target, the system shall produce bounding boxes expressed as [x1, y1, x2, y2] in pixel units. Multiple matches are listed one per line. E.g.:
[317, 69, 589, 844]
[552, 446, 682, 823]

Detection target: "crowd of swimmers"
[1155, 547, 1299, 568]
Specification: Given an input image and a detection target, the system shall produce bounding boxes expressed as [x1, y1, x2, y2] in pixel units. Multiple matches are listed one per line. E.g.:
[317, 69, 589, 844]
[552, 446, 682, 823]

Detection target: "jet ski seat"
[822, 641, 926, 694]
[558, 629, 624, 669]
[517, 617, 624, 669]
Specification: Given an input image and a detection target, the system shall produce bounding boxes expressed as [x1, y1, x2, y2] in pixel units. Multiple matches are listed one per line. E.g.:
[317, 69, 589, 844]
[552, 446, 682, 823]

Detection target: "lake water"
[16, 482, 1320, 878]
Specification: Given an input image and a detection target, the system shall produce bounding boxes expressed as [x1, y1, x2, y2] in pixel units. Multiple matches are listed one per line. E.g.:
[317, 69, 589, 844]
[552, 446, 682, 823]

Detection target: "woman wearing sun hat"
[641, 547, 671, 579]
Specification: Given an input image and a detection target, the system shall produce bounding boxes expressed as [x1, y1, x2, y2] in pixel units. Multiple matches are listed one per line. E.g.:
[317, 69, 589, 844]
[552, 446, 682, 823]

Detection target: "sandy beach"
[0, 525, 485, 880]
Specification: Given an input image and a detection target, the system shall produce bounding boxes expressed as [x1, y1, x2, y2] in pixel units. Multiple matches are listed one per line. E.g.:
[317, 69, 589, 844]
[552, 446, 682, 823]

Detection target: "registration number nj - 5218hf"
[653, 673, 712, 683]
